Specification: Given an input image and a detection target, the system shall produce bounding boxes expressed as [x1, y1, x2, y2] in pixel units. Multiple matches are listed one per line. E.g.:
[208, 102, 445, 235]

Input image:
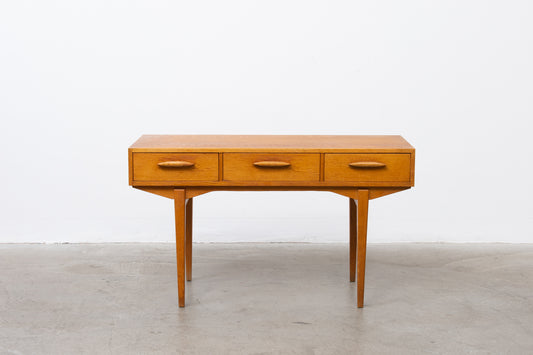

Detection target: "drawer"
[133, 153, 218, 182]
[324, 154, 411, 183]
[223, 153, 320, 182]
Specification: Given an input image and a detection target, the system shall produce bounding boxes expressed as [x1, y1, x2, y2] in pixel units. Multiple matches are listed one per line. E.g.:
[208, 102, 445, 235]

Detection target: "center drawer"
[223, 153, 320, 182]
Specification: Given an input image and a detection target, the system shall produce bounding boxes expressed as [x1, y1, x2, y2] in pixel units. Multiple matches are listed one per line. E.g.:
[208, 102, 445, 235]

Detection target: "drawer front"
[223, 153, 320, 182]
[133, 153, 218, 182]
[324, 154, 411, 183]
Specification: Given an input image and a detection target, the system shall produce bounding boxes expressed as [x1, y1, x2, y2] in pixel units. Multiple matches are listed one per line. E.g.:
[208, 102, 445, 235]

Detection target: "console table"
[128, 135, 415, 308]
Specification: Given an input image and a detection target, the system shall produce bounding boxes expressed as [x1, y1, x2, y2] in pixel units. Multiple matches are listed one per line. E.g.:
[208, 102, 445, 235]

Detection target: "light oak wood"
[410, 150, 416, 186]
[186, 198, 193, 282]
[356, 189, 369, 308]
[349, 198, 357, 282]
[132, 179, 411, 187]
[319, 153, 325, 181]
[134, 186, 409, 200]
[218, 153, 224, 181]
[369, 187, 410, 200]
[128, 149, 133, 186]
[130, 135, 414, 153]
[134, 153, 218, 182]
[253, 161, 291, 168]
[174, 189, 186, 307]
[223, 153, 320, 182]
[158, 161, 195, 168]
[349, 161, 386, 168]
[130, 138, 414, 187]
[324, 153, 411, 184]
[182, 187, 360, 199]
[128, 135, 416, 309]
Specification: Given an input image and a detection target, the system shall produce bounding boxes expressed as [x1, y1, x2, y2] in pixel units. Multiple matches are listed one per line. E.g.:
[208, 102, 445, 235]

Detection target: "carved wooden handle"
[253, 161, 291, 168]
[158, 161, 195, 168]
[349, 162, 386, 168]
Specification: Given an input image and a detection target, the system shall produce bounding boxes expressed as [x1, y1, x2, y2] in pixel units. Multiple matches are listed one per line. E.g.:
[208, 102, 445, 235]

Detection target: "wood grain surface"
[129, 135, 416, 309]
[130, 135, 414, 153]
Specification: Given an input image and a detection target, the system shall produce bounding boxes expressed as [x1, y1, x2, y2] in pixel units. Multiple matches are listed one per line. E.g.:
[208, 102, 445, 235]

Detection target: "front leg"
[356, 189, 369, 308]
[174, 189, 186, 307]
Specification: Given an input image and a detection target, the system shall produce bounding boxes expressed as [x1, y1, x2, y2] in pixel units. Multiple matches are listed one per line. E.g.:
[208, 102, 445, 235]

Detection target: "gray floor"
[0, 243, 532, 355]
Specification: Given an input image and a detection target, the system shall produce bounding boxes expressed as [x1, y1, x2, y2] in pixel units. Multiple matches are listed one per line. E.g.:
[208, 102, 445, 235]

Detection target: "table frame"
[158, 185, 404, 308]
[129, 135, 415, 308]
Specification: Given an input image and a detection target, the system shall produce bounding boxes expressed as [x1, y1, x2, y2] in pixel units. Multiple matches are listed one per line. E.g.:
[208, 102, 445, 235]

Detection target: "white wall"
[1, 1, 532, 243]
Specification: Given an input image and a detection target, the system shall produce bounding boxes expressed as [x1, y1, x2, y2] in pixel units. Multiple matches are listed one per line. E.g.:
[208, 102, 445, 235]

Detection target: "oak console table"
[128, 135, 415, 308]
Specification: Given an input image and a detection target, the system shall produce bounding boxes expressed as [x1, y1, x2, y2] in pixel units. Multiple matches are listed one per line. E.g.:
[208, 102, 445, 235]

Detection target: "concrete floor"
[0, 243, 532, 354]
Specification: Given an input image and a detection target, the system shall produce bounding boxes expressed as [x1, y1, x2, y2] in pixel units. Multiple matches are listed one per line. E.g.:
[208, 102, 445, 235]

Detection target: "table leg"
[349, 198, 357, 282]
[174, 189, 186, 307]
[356, 189, 369, 308]
[186, 198, 193, 281]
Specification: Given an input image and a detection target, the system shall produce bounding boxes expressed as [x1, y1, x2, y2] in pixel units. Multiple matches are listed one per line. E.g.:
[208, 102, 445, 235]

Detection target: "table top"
[129, 135, 414, 153]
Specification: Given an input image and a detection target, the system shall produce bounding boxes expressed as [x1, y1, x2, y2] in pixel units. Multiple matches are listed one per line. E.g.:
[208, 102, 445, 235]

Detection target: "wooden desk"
[128, 135, 415, 308]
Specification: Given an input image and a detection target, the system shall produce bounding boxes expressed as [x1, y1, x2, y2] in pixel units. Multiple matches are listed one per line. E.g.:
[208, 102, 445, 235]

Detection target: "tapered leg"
[349, 198, 357, 282]
[185, 198, 193, 281]
[174, 189, 186, 307]
[356, 189, 369, 308]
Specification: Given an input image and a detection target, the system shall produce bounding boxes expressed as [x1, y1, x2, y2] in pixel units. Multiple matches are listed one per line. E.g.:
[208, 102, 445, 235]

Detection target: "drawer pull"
[158, 161, 195, 168]
[349, 162, 386, 168]
[253, 161, 291, 168]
